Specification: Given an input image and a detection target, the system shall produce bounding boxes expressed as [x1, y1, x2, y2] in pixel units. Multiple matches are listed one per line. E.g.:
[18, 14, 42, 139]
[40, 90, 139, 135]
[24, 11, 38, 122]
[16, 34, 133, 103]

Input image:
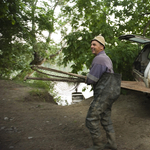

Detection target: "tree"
[61, 0, 150, 80]
[0, 0, 68, 79]
[0, 0, 30, 77]
[0, 0, 150, 81]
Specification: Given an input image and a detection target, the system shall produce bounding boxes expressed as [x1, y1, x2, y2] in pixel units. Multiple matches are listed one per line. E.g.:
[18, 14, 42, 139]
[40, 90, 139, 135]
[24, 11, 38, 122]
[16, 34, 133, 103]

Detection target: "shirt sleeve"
[86, 63, 107, 85]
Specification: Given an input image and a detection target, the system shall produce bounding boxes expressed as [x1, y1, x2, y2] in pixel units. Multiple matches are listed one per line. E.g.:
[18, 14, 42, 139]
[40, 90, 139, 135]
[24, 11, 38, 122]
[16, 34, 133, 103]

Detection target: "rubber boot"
[86, 137, 103, 150]
[104, 132, 117, 150]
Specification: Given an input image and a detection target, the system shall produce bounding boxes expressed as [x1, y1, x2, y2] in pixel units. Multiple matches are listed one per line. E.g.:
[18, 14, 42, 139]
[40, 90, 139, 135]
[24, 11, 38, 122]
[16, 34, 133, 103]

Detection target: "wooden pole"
[32, 65, 86, 79]
[26, 76, 85, 83]
[31, 67, 77, 79]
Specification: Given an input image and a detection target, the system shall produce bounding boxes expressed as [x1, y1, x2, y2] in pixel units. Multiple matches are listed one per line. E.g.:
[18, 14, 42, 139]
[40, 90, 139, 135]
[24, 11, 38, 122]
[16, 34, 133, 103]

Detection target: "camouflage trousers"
[86, 72, 121, 139]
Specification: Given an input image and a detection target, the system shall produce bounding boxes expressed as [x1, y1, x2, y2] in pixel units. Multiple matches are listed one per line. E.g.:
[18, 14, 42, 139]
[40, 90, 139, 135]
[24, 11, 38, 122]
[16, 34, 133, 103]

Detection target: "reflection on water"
[53, 82, 93, 106]
[43, 63, 92, 105]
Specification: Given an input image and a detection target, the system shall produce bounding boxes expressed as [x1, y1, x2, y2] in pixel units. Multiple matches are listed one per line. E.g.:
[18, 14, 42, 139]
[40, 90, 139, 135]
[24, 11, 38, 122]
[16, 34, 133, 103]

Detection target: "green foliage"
[0, 41, 32, 78]
[61, 0, 149, 80]
[26, 70, 54, 91]
[62, 28, 140, 80]
[111, 0, 150, 36]
[106, 40, 139, 80]
[0, 0, 150, 82]
[29, 89, 44, 96]
[63, 30, 94, 73]
[28, 80, 51, 91]
[0, 0, 67, 79]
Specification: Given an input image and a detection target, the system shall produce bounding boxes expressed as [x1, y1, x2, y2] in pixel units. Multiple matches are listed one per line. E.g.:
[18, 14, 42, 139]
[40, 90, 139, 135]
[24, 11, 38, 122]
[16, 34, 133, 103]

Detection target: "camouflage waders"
[86, 72, 121, 150]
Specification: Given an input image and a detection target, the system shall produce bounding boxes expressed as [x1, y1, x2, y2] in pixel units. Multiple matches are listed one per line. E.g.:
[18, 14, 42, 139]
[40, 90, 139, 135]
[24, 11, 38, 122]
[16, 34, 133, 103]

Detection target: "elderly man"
[86, 35, 121, 150]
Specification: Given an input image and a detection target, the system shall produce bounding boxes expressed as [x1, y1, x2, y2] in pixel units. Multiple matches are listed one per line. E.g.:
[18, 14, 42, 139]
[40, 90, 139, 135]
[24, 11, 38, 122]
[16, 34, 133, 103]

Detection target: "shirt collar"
[97, 50, 105, 55]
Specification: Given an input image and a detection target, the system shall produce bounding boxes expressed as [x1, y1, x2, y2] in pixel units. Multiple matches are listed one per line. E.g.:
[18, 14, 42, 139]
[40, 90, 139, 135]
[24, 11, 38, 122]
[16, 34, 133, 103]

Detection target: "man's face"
[91, 40, 104, 55]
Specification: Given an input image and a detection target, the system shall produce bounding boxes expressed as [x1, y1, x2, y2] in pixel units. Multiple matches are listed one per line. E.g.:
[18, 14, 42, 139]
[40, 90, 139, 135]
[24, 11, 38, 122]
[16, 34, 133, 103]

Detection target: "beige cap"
[92, 35, 105, 48]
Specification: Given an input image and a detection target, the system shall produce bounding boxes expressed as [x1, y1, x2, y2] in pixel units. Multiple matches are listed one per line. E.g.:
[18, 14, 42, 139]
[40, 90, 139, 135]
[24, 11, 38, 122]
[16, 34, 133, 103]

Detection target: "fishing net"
[25, 65, 86, 92]
[25, 65, 92, 105]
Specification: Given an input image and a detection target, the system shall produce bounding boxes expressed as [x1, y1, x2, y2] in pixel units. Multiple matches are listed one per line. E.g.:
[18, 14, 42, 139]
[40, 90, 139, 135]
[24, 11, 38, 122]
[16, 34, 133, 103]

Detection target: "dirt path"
[0, 79, 150, 150]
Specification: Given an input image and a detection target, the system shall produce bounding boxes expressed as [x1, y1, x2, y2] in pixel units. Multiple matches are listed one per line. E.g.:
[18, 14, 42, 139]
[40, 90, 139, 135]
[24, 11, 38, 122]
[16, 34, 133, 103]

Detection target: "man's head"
[91, 35, 105, 55]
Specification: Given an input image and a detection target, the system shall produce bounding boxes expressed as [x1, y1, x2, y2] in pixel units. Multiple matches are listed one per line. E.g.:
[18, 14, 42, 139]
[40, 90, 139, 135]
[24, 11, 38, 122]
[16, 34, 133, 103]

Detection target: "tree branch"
[49, 41, 67, 59]
[143, 19, 150, 36]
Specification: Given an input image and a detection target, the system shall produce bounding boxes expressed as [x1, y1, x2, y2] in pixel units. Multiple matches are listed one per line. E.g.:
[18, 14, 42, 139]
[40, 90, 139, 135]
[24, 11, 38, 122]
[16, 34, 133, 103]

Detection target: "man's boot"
[103, 132, 117, 150]
[86, 137, 103, 150]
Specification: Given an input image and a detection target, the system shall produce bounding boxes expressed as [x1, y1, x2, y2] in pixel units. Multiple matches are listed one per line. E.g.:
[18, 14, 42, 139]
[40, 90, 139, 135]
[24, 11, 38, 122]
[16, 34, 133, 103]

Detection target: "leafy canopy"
[0, 0, 150, 81]
[61, 0, 150, 80]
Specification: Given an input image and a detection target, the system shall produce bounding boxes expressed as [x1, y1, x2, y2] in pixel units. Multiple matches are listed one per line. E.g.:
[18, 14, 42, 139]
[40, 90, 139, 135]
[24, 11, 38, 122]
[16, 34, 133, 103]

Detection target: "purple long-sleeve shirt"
[86, 51, 114, 85]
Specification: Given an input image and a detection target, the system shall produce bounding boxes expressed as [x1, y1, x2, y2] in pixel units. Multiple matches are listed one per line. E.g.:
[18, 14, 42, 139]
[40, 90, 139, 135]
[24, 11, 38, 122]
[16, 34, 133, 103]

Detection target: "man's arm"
[86, 63, 107, 85]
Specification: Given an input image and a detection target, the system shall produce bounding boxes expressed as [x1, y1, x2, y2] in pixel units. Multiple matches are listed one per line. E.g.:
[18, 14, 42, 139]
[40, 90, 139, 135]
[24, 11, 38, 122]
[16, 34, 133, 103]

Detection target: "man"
[86, 35, 121, 150]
